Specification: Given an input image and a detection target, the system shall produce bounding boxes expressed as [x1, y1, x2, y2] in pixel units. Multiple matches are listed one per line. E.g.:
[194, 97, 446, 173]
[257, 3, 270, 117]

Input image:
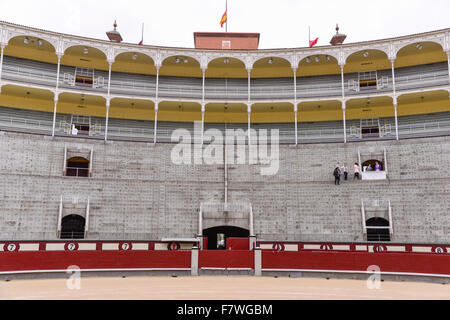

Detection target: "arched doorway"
[366, 217, 390, 242]
[203, 226, 249, 250]
[61, 214, 86, 239]
[66, 157, 90, 177]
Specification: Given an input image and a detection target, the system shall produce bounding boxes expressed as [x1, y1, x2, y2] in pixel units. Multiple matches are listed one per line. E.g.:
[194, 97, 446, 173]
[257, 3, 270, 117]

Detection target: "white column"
[340, 65, 345, 99]
[391, 59, 399, 141]
[0, 45, 5, 82]
[191, 247, 199, 276]
[155, 66, 160, 101]
[247, 104, 251, 146]
[202, 69, 206, 102]
[198, 204, 203, 237]
[254, 247, 262, 277]
[153, 103, 158, 144]
[107, 61, 112, 96]
[153, 66, 160, 145]
[394, 97, 399, 141]
[51, 55, 62, 137]
[55, 54, 62, 89]
[51, 93, 59, 137]
[201, 68, 206, 145]
[447, 52, 450, 85]
[247, 67, 252, 147]
[293, 67, 298, 145]
[105, 61, 113, 141]
[104, 99, 110, 141]
[342, 101, 347, 143]
[294, 104, 298, 145]
[247, 68, 252, 103]
[201, 103, 205, 145]
[340, 65, 346, 143]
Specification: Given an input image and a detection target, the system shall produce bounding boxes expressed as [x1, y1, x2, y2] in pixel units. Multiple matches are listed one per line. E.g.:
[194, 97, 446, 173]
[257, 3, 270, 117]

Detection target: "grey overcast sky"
[1, 0, 449, 49]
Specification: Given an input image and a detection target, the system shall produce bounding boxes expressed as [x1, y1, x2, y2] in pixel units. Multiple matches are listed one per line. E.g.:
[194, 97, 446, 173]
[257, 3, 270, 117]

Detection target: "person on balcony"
[375, 161, 382, 172]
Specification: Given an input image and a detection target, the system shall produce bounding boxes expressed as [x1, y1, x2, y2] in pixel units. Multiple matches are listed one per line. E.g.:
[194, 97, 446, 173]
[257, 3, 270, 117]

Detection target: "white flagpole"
[226, 0, 228, 33]
[309, 26, 311, 46]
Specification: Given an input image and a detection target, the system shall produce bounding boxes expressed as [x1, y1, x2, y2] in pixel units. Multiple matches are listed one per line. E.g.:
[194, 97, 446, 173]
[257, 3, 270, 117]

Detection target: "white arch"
[161, 54, 201, 67]
[252, 54, 292, 69]
[6, 33, 57, 53]
[296, 50, 341, 67]
[206, 54, 247, 69]
[344, 47, 389, 64]
[113, 48, 156, 64]
[298, 53, 340, 65]
[63, 42, 109, 60]
[395, 40, 445, 57]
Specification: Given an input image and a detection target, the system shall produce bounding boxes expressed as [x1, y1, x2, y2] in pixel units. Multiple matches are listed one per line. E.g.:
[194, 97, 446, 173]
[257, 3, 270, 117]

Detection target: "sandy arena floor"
[0, 276, 449, 300]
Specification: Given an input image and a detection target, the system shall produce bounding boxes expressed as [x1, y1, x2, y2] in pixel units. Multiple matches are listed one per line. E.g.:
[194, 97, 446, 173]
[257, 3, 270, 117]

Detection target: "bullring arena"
[0, 16, 449, 301]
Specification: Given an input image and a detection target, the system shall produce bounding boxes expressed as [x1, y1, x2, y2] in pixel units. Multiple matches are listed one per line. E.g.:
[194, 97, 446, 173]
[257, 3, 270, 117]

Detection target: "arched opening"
[66, 157, 89, 177]
[160, 55, 201, 78]
[298, 54, 340, 77]
[362, 159, 384, 172]
[113, 51, 155, 75]
[61, 214, 85, 239]
[203, 226, 249, 250]
[366, 217, 390, 242]
[396, 41, 446, 69]
[251, 56, 293, 78]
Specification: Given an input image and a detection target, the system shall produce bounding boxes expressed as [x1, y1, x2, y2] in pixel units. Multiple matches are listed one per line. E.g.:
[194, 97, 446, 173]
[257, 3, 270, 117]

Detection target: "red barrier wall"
[226, 238, 249, 250]
[199, 250, 254, 269]
[262, 251, 450, 276]
[0, 251, 191, 272]
[1, 241, 449, 277]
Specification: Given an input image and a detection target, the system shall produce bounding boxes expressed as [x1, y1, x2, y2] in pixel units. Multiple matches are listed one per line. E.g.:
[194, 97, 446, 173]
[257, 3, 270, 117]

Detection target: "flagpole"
[309, 26, 311, 45]
[142, 23, 144, 43]
[226, 0, 228, 32]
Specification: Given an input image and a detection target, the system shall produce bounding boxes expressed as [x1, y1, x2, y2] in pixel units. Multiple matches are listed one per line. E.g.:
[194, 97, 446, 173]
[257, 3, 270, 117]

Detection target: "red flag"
[309, 37, 319, 47]
[138, 40, 143, 45]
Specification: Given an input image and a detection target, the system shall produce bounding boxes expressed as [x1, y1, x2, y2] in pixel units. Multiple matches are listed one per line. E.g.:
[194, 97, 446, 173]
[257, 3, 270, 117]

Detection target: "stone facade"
[0, 130, 449, 243]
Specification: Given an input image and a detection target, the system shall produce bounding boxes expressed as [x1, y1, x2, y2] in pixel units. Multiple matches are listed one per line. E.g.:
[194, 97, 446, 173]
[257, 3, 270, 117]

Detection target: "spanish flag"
[220, 9, 227, 28]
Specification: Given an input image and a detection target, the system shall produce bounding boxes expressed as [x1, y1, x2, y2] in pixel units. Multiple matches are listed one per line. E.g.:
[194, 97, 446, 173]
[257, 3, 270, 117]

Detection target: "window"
[66, 157, 89, 177]
[360, 118, 381, 139]
[71, 115, 90, 136]
[366, 217, 391, 242]
[359, 71, 378, 90]
[358, 147, 388, 180]
[75, 67, 94, 88]
[60, 214, 85, 239]
[222, 40, 231, 49]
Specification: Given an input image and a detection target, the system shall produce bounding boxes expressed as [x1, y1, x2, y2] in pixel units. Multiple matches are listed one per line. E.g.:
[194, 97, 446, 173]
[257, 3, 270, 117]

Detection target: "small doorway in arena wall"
[60, 214, 86, 239]
[203, 226, 250, 250]
[366, 217, 391, 242]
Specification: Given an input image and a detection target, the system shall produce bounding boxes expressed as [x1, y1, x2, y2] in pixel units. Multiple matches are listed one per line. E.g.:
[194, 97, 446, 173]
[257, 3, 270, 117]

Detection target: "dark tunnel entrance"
[203, 226, 250, 250]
